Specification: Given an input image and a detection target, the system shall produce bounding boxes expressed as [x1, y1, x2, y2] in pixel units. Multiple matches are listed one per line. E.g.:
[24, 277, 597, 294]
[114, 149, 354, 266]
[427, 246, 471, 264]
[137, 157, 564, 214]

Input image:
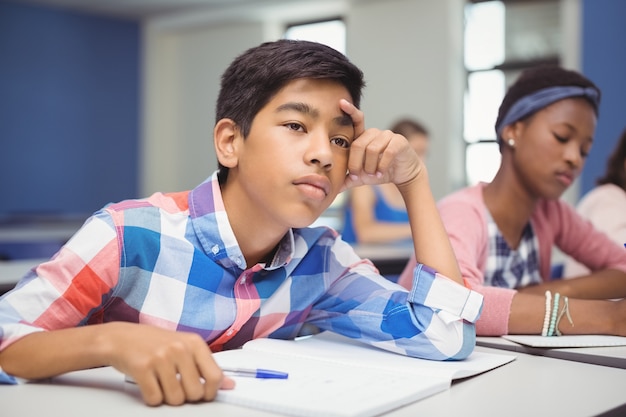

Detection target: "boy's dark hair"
[495, 65, 601, 144]
[215, 39, 366, 184]
[390, 118, 429, 138]
[597, 128, 626, 190]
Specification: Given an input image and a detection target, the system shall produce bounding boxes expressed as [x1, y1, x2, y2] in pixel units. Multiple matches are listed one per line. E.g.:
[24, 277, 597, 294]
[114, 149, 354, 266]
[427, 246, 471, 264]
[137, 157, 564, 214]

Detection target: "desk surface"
[2, 346, 624, 417]
[477, 336, 626, 369]
[352, 243, 413, 277]
[352, 242, 413, 261]
[0, 258, 48, 295]
[0, 222, 82, 243]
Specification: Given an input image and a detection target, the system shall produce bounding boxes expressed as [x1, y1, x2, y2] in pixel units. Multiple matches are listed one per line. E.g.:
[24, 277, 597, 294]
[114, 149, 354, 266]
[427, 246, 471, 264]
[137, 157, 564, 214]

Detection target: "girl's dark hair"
[389, 118, 429, 138]
[216, 39, 365, 183]
[495, 65, 601, 142]
[597, 128, 626, 190]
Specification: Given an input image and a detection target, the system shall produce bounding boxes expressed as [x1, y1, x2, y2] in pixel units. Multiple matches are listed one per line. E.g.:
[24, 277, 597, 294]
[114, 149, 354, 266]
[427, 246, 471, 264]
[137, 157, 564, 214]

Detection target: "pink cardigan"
[398, 183, 626, 335]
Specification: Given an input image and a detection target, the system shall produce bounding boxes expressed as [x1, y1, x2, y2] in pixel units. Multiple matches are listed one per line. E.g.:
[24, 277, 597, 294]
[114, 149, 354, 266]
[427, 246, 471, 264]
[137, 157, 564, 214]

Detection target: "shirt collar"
[188, 171, 294, 270]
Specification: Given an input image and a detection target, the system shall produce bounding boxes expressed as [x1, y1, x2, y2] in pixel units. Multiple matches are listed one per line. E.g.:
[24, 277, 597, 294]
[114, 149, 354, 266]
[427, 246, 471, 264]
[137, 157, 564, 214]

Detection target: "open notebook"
[477, 335, 626, 369]
[502, 335, 626, 348]
[213, 332, 516, 417]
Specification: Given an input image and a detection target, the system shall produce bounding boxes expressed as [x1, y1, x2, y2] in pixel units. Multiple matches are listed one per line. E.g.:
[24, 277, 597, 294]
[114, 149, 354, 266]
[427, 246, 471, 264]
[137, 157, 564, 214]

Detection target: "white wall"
[347, 0, 466, 200]
[141, 0, 467, 200]
[142, 21, 266, 195]
[141, 0, 577, 203]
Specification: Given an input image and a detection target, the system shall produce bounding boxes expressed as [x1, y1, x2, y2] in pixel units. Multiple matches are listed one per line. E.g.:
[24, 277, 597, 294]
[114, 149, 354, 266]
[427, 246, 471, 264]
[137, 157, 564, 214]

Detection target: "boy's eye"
[331, 137, 350, 149]
[285, 122, 305, 132]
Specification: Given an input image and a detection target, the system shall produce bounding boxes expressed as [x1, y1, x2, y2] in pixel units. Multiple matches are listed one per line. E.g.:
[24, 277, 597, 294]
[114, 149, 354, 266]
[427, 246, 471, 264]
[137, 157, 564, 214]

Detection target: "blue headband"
[496, 85, 600, 141]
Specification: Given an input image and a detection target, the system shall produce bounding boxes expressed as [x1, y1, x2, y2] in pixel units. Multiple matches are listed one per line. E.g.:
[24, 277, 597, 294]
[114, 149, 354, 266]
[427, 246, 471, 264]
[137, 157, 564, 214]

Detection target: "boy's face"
[227, 78, 355, 229]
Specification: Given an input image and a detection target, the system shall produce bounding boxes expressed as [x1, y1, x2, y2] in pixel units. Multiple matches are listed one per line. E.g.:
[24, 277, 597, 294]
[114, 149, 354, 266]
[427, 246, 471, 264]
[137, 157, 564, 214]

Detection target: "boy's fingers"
[176, 356, 205, 403]
[339, 99, 364, 138]
[157, 364, 186, 406]
[347, 129, 393, 177]
[195, 348, 230, 401]
[220, 375, 236, 390]
[133, 372, 165, 406]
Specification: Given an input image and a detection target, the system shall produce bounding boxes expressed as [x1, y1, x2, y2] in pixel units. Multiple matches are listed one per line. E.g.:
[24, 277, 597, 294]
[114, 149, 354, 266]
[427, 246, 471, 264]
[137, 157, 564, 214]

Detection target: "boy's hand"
[104, 322, 234, 406]
[339, 99, 423, 192]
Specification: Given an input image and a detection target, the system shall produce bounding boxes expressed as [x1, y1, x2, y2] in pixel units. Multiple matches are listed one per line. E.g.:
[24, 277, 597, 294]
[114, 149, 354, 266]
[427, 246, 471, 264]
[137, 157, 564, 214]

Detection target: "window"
[284, 19, 346, 54]
[463, 0, 561, 185]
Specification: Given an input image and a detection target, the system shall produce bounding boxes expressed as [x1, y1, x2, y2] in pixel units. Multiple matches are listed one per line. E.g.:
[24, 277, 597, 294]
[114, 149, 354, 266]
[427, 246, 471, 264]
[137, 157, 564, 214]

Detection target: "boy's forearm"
[0, 324, 112, 379]
[399, 169, 463, 285]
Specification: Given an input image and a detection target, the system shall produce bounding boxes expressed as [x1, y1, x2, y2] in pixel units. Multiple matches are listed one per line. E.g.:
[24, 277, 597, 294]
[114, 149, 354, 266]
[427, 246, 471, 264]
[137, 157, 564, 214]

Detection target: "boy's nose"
[306, 134, 333, 169]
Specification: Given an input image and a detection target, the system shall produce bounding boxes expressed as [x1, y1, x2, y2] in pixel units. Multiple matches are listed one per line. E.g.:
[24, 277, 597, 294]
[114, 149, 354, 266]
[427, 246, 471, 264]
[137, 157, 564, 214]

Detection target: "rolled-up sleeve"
[409, 263, 483, 324]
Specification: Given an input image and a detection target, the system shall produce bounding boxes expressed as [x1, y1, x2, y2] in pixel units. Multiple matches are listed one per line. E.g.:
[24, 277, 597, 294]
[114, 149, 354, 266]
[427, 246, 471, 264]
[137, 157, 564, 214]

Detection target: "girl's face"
[509, 97, 597, 200]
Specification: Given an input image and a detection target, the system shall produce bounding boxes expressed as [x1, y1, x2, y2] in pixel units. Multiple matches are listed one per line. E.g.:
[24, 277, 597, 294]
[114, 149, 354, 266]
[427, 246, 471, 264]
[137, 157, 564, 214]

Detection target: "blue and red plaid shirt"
[0, 172, 482, 377]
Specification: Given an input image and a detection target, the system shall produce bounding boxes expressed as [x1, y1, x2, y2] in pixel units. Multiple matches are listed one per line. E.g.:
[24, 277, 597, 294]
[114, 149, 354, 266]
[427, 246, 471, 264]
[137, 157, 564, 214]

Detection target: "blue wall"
[0, 0, 622, 215]
[581, 0, 626, 196]
[0, 1, 140, 219]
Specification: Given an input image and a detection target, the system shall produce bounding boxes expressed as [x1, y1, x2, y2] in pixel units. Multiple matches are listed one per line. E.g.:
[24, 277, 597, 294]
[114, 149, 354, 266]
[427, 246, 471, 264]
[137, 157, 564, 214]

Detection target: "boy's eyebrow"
[276, 102, 317, 117]
[336, 112, 354, 127]
[276, 102, 355, 127]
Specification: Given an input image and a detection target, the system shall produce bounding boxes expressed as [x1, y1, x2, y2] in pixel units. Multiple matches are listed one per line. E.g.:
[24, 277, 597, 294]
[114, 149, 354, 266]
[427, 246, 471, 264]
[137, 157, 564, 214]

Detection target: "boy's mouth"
[293, 175, 331, 200]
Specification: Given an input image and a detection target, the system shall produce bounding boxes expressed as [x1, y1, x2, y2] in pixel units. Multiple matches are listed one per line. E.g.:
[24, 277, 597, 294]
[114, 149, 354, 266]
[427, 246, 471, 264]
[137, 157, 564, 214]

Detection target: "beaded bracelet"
[541, 290, 552, 337]
[555, 296, 574, 336]
[547, 292, 561, 336]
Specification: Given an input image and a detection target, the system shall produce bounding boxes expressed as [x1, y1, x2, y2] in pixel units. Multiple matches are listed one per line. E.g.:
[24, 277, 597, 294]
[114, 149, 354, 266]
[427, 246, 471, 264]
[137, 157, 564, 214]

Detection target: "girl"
[399, 66, 626, 336]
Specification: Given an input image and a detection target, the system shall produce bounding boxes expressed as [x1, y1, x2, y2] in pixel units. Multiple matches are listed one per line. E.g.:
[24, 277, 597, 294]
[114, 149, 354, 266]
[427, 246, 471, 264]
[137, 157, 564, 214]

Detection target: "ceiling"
[10, 0, 343, 21]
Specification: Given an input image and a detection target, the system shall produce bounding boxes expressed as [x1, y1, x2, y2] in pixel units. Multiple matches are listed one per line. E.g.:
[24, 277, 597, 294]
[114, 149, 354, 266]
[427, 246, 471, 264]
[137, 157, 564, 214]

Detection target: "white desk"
[477, 336, 626, 369]
[353, 243, 413, 277]
[1, 346, 624, 417]
[0, 220, 82, 243]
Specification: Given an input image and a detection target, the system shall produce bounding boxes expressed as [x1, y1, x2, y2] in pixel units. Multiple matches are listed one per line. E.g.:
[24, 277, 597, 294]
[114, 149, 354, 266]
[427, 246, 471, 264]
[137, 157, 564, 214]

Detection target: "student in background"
[564, 127, 626, 276]
[341, 118, 429, 244]
[0, 40, 482, 406]
[399, 65, 626, 337]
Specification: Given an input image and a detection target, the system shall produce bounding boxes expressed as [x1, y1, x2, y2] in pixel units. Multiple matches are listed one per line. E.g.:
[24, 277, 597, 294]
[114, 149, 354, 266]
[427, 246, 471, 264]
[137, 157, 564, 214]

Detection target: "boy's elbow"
[426, 319, 477, 361]
[448, 321, 477, 360]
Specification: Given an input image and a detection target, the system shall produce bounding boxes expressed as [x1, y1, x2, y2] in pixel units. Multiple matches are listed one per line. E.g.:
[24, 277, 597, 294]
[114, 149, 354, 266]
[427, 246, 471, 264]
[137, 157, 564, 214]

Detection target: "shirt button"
[226, 329, 234, 336]
[211, 244, 219, 255]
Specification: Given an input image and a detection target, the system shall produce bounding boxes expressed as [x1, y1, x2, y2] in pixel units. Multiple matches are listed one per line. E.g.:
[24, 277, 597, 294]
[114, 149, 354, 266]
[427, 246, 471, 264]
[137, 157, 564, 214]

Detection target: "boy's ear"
[214, 118, 241, 168]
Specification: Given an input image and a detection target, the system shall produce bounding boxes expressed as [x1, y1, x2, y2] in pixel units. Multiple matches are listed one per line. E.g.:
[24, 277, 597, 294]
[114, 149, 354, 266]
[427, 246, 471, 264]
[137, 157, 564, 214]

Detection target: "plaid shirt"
[485, 213, 542, 289]
[0, 172, 482, 372]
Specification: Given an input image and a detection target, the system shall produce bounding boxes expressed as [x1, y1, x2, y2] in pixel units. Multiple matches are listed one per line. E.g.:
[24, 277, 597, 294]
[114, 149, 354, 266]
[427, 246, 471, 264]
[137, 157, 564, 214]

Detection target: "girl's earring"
[507, 138, 515, 148]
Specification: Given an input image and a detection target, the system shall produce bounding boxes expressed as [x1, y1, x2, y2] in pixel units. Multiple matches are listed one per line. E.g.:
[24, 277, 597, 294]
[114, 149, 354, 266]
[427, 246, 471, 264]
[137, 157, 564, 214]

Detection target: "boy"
[0, 40, 482, 406]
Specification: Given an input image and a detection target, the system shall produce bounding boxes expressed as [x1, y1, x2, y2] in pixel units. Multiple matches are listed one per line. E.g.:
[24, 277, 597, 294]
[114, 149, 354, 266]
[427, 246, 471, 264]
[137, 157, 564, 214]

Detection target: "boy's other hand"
[103, 322, 234, 406]
[339, 99, 423, 192]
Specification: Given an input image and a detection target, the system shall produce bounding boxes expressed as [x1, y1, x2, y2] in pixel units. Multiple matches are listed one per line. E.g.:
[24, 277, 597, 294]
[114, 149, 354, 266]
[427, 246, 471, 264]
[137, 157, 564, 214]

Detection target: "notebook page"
[242, 331, 516, 380]
[502, 335, 626, 348]
[214, 347, 449, 417]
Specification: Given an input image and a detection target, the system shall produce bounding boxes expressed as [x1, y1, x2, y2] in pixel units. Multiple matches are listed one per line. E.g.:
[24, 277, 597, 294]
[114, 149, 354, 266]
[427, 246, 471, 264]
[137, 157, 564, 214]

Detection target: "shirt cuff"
[408, 263, 483, 323]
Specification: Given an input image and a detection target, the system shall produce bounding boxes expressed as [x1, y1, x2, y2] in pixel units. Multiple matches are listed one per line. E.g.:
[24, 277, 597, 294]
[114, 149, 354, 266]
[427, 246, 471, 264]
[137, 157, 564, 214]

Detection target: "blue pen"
[124, 367, 288, 384]
[223, 367, 288, 379]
